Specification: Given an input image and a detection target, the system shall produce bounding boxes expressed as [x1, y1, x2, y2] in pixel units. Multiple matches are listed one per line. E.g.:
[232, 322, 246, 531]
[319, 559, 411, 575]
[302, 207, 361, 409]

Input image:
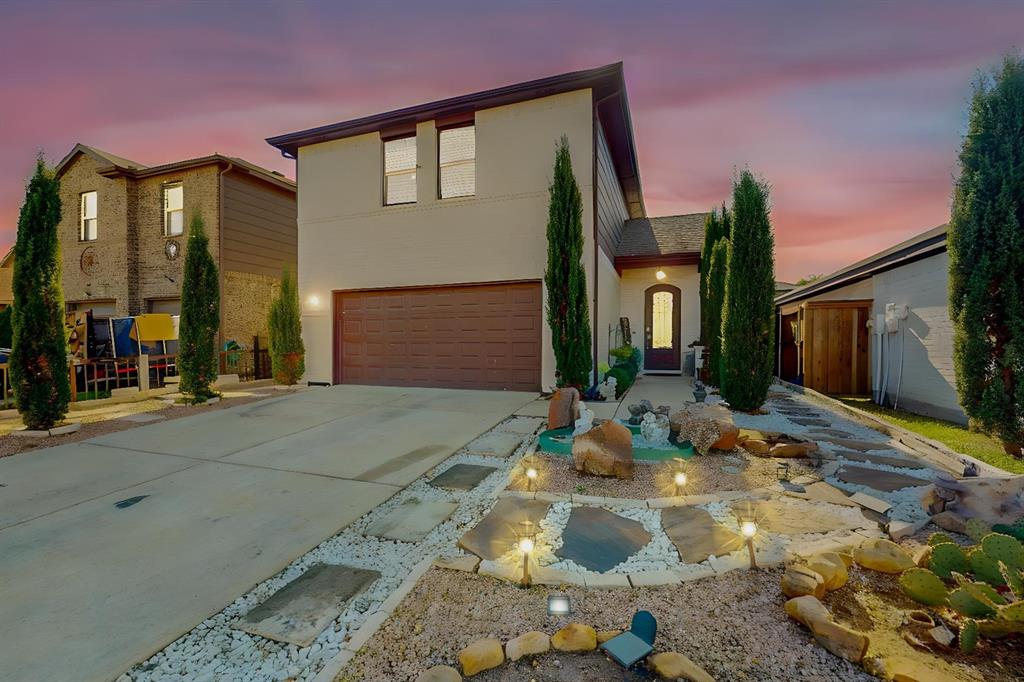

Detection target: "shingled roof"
[616, 213, 707, 258]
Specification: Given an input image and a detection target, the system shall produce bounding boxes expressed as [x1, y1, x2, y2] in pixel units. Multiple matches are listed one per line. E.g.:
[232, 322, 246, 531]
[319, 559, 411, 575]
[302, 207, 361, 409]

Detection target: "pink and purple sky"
[1, 1, 1021, 280]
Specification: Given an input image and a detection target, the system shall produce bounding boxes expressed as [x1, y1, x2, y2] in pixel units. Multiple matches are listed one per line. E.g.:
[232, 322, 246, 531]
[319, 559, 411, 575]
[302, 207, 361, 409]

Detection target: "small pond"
[538, 423, 695, 461]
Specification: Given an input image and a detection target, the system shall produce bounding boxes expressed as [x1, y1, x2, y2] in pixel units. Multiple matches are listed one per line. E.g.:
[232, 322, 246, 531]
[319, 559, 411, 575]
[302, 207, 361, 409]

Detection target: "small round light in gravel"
[526, 467, 538, 480]
[741, 520, 757, 538]
[673, 471, 687, 486]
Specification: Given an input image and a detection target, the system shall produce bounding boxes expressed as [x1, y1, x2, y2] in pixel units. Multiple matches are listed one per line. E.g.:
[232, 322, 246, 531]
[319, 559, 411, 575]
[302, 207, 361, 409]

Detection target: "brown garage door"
[334, 282, 542, 391]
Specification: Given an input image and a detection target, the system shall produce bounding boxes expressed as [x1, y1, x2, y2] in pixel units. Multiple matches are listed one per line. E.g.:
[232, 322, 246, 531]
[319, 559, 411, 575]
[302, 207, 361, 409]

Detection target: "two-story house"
[267, 63, 703, 392]
[48, 144, 297, 348]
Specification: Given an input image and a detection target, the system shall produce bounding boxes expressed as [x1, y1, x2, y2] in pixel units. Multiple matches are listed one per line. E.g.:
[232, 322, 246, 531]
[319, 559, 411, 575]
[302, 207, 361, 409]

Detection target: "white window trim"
[163, 183, 184, 236]
[79, 191, 98, 241]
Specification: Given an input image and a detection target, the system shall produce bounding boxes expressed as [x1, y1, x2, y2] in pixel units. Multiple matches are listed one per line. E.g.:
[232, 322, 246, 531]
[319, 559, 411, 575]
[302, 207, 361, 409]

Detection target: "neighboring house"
[0, 248, 12, 309]
[52, 144, 297, 348]
[775, 225, 963, 424]
[267, 63, 703, 392]
[775, 280, 796, 296]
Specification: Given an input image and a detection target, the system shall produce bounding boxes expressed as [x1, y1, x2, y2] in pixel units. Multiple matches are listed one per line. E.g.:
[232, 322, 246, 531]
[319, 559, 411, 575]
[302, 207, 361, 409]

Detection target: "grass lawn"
[835, 396, 1024, 475]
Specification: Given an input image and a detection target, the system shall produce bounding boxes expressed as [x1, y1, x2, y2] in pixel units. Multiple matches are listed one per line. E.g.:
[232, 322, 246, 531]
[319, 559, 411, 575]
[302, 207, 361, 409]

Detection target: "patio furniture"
[599, 610, 657, 668]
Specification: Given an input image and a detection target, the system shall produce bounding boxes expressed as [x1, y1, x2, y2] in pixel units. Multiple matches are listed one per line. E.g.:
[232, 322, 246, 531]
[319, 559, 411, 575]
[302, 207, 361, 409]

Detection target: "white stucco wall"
[596, 250, 621, 368]
[872, 251, 964, 423]
[619, 265, 701, 372]
[295, 90, 595, 389]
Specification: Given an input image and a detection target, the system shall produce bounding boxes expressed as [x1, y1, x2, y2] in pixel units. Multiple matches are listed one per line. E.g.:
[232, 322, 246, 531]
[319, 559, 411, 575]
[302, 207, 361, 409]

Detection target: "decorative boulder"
[548, 387, 581, 430]
[458, 638, 504, 676]
[852, 538, 914, 574]
[780, 564, 826, 599]
[805, 552, 849, 591]
[572, 403, 595, 436]
[572, 420, 634, 479]
[415, 665, 462, 682]
[648, 652, 714, 682]
[670, 403, 738, 453]
[736, 429, 817, 458]
[505, 631, 550, 661]
[640, 411, 671, 446]
[784, 595, 869, 664]
[551, 623, 597, 652]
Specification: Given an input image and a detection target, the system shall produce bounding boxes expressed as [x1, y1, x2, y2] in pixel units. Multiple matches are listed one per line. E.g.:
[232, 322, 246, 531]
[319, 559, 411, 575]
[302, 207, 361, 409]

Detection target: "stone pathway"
[429, 463, 498, 491]
[457, 497, 551, 561]
[464, 431, 524, 458]
[554, 507, 652, 572]
[364, 498, 459, 542]
[662, 506, 742, 564]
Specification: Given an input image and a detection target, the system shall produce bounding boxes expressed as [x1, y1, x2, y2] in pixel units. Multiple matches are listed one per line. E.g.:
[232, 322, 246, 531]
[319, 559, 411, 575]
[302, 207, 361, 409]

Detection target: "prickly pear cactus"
[1002, 563, 1024, 599]
[992, 518, 1024, 542]
[928, 532, 956, 547]
[948, 583, 1002, 619]
[980, 533, 1024, 571]
[964, 517, 991, 542]
[960, 618, 978, 653]
[930, 542, 969, 579]
[968, 548, 1006, 587]
[899, 567, 949, 606]
[1001, 600, 1024, 622]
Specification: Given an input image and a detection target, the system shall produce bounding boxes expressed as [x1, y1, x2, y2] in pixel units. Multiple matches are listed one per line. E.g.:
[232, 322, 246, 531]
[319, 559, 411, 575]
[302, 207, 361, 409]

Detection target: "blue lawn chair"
[600, 610, 657, 668]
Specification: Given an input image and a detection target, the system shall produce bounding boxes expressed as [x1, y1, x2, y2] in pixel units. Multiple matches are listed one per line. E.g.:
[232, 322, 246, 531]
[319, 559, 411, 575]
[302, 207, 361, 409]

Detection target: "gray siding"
[221, 172, 297, 277]
[596, 119, 629, 258]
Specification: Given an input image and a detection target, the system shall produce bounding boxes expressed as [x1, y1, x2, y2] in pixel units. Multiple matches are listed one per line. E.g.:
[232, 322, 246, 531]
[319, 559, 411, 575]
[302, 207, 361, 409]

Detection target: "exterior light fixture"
[525, 467, 538, 491]
[515, 520, 538, 587]
[521, 455, 540, 492]
[547, 593, 571, 617]
[655, 270, 667, 281]
[776, 462, 791, 482]
[741, 520, 758, 569]
[671, 457, 688, 496]
[306, 294, 321, 308]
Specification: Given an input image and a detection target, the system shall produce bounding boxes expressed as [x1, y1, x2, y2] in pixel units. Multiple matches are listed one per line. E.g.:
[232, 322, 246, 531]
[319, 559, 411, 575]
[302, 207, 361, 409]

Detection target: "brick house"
[45, 144, 297, 349]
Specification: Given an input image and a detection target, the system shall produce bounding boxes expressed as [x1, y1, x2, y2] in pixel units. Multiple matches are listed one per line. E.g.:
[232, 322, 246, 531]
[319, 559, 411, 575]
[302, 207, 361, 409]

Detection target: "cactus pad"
[981, 533, 1024, 570]
[959, 618, 978, 653]
[992, 518, 1024, 542]
[968, 548, 1006, 587]
[899, 567, 949, 606]
[1000, 601, 1024, 622]
[928, 532, 956, 546]
[930, 542, 969, 579]
[964, 517, 991, 542]
[948, 583, 1002, 619]
[1001, 563, 1024, 600]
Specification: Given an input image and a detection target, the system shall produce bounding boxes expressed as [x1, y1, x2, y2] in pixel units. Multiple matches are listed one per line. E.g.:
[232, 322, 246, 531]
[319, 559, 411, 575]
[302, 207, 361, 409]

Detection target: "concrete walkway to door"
[0, 385, 535, 682]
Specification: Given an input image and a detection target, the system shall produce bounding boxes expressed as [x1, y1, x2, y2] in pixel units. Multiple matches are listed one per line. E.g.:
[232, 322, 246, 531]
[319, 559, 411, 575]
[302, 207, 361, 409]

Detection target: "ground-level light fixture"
[776, 462, 791, 482]
[547, 593, 572, 617]
[521, 455, 540, 492]
[515, 519, 539, 587]
[656, 270, 667, 281]
[741, 520, 758, 569]
[671, 457, 688, 496]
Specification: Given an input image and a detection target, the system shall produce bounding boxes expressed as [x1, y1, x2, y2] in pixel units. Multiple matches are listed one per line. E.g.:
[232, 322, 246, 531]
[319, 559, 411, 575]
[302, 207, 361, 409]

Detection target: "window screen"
[384, 136, 417, 205]
[439, 125, 475, 198]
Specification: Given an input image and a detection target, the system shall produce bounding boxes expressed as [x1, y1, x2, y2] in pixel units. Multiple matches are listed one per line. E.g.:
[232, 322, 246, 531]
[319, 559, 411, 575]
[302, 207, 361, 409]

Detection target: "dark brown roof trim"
[96, 154, 296, 192]
[614, 252, 699, 274]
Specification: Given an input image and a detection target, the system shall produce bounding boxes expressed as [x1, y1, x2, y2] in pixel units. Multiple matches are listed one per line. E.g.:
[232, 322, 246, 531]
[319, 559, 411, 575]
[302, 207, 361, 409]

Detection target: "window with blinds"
[80, 191, 98, 241]
[163, 183, 184, 236]
[384, 136, 417, 205]
[438, 125, 475, 199]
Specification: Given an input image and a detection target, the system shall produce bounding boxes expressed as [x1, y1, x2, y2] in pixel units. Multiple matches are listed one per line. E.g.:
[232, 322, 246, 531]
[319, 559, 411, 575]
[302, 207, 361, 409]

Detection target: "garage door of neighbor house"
[334, 282, 542, 391]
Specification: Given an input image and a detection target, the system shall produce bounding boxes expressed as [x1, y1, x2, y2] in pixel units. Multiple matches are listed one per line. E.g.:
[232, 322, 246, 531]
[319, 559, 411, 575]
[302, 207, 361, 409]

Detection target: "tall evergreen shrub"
[268, 267, 305, 385]
[699, 209, 722, 342]
[178, 213, 220, 400]
[545, 135, 591, 388]
[10, 158, 71, 429]
[705, 238, 730, 387]
[720, 170, 776, 411]
[949, 54, 1024, 456]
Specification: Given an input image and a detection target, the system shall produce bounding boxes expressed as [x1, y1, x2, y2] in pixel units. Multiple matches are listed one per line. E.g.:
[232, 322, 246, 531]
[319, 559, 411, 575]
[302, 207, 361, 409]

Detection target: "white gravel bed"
[122, 417, 541, 682]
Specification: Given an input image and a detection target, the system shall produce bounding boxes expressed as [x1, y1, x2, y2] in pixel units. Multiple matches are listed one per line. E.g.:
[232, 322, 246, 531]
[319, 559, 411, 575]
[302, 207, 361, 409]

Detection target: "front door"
[643, 284, 681, 371]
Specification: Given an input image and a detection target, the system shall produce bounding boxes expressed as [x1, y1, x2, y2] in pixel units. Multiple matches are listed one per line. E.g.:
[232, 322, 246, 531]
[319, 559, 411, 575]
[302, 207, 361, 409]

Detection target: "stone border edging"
[775, 380, 1008, 478]
[311, 555, 436, 682]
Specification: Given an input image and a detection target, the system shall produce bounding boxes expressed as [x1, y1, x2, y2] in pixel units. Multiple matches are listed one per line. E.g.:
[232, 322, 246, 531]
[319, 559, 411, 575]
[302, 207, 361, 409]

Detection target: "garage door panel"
[335, 283, 541, 391]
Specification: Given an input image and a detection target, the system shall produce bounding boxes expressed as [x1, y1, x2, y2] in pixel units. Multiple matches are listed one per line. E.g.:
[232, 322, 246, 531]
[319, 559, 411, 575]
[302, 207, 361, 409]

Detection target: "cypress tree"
[720, 170, 776, 411]
[949, 54, 1024, 456]
[178, 213, 220, 400]
[699, 209, 720, 342]
[10, 157, 71, 429]
[544, 135, 592, 389]
[268, 267, 305, 385]
[705, 238, 730, 387]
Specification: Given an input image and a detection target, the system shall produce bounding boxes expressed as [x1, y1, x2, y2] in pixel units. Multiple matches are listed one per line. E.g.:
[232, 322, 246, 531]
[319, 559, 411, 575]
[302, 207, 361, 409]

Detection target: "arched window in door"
[651, 291, 674, 349]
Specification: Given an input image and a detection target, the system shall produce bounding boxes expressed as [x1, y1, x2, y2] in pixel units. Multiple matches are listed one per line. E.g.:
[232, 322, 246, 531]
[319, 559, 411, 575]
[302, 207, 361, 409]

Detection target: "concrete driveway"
[0, 385, 534, 682]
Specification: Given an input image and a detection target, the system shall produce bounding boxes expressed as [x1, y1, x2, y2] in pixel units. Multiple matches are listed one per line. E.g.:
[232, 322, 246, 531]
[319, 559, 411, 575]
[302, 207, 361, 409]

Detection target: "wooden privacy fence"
[801, 300, 871, 395]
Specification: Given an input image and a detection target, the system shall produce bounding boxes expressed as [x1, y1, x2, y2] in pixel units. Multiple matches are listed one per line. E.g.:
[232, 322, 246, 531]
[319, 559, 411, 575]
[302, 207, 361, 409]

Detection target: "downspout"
[217, 161, 233, 356]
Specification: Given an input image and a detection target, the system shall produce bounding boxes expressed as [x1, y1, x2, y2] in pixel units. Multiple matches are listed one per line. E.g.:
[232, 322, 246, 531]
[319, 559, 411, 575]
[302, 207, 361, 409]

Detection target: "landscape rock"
[742, 439, 771, 455]
[912, 545, 932, 568]
[572, 420, 634, 479]
[784, 595, 869, 664]
[780, 564, 826, 598]
[548, 388, 580, 430]
[852, 538, 914, 573]
[551, 623, 597, 652]
[505, 631, 550, 661]
[415, 665, 462, 682]
[670, 403, 737, 452]
[805, 552, 849, 591]
[648, 651, 715, 682]
[929, 510, 967, 534]
[736, 429, 817, 458]
[596, 629, 622, 643]
[458, 638, 504, 676]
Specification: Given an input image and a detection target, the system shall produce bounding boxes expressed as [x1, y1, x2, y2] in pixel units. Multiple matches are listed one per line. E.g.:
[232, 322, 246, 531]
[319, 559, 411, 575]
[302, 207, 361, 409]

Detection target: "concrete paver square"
[465, 431, 523, 458]
[429, 463, 498, 491]
[234, 563, 380, 646]
[554, 507, 651, 572]
[495, 416, 544, 435]
[458, 497, 551, 561]
[364, 498, 458, 542]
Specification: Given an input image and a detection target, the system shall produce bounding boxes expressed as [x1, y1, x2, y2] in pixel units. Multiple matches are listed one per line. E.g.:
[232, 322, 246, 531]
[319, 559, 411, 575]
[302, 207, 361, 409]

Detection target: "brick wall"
[222, 269, 280, 347]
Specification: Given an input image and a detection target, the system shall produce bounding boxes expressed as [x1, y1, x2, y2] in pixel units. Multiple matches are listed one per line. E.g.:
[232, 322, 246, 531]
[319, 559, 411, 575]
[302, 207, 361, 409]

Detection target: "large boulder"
[551, 623, 597, 652]
[670, 403, 738, 453]
[780, 564, 826, 599]
[548, 387, 581, 430]
[852, 538, 914, 574]
[505, 631, 550, 661]
[736, 429, 817, 458]
[458, 638, 504, 676]
[648, 652, 714, 682]
[784, 595, 869, 664]
[572, 420, 634, 479]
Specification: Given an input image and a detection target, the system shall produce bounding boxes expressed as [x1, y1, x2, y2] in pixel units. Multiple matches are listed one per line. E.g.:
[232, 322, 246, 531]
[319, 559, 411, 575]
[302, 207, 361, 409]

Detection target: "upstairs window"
[383, 136, 417, 205]
[439, 124, 475, 199]
[79, 191, 98, 241]
[163, 183, 184, 236]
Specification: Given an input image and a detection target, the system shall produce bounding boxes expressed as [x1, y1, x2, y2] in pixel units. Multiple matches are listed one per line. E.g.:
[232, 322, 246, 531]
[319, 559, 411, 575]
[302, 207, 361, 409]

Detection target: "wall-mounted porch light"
[306, 294, 321, 309]
[655, 270, 667, 281]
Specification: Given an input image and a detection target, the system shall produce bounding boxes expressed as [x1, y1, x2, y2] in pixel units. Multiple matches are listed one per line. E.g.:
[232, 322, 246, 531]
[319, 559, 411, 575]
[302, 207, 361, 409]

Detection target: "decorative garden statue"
[573, 403, 595, 436]
[598, 376, 618, 401]
[640, 411, 671, 446]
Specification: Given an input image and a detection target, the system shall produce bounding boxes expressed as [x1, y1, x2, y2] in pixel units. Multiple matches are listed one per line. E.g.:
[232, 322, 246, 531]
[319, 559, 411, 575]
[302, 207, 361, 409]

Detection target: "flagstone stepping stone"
[554, 507, 652, 572]
[364, 498, 458, 542]
[721, 465, 743, 475]
[808, 428, 855, 439]
[835, 465, 931, 492]
[778, 407, 819, 415]
[465, 431, 524, 458]
[495, 416, 544, 435]
[429, 463, 498, 491]
[831, 450, 928, 470]
[787, 481, 861, 507]
[818, 436, 893, 452]
[790, 417, 831, 427]
[234, 563, 379, 646]
[458, 497, 551, 561]
[119, 413, 164, 423]
[662, 506, 743, 564]
[732, 498, 867, 535]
